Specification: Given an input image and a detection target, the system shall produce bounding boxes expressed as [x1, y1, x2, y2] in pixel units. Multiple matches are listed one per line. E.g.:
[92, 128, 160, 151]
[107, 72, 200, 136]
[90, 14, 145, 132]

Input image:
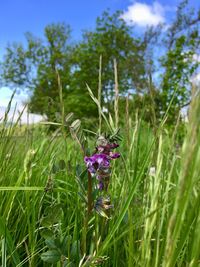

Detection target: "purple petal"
[93, 154, 110, 167]
[84, 156, 95, 165]
[88, 166, 96, 173]
[110, 152, 120, 159]
[109, 143, 119, 149]
[98, 181, 104, 190]
[84, 154, 111, 174]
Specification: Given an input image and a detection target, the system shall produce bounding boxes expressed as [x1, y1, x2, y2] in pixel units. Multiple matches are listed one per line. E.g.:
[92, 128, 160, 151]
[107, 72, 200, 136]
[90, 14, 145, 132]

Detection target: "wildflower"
[94, 196, 113, 219]
[84, 154, 111, 190]
[98, 181, 104, 190]
[84, 135, 120, 218]
[109, 152, 120, 159]
[84, 154, 110, 174]
[84, 142, 120, 190]
[96, 142, 120, 157]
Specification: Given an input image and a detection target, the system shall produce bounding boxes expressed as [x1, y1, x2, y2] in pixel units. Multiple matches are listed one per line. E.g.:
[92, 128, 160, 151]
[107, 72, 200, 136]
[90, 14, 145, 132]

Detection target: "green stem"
[87, 171, 93, 215]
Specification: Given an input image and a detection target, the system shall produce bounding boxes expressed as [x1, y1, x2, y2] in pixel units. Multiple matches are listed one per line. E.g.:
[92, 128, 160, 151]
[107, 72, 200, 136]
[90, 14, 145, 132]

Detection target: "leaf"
[40, 229, 54, 239]
[41, 217, 53, 228]
[108, 113, 115, 132]
[41, 249, 61, 263]
[52, 163, 59, 174]
[71, 240, 81, 259]
[45, 238, 57, 249]
[65, 112, 74, 123]
[41, 204, 63, 227]
[61, 235, 72, 254]
[50, 204, 63, 218]
[58, 159, 66, 171]
[70, 119, 81, 132]
[40, 121, 62, 126]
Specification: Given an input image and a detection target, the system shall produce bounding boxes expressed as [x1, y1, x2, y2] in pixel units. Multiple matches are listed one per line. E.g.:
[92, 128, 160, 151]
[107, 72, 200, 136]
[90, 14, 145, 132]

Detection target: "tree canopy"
[1, 2, 200, 126]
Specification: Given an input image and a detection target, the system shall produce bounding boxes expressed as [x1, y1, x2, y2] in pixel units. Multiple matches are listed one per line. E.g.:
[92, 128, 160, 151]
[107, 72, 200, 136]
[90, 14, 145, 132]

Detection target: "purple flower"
[84, 154, 110, 174]
[110, 152, 120, 159]
[97, 143, 120, 158]
[109, 143, 119, 149]
[98, 181, 104, 190]
[84, 157, 96, 173]
[84, 141, 120, 193]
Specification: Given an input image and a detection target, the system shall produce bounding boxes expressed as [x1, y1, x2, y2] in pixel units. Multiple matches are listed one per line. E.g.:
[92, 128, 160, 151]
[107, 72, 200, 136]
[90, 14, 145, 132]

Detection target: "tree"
[71, 10, 147, 112]
[1, 23, 98, 122]
[1, 23, 74, 121]
[161, 0, 200, 123]
[3, 6, 198, 127]
[2, 10, 147, 122]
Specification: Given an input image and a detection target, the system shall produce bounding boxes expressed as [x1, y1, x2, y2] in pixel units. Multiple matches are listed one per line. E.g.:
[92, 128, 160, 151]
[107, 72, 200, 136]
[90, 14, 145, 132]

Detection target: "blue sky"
[0, 0, 128, 57]
[1, 0, 198, 57]
[0, 0, 199, 113]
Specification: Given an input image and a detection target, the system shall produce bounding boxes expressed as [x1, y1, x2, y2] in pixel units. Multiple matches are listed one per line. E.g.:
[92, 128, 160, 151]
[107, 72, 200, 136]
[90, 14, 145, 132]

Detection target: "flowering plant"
[84, 135, 120, 218]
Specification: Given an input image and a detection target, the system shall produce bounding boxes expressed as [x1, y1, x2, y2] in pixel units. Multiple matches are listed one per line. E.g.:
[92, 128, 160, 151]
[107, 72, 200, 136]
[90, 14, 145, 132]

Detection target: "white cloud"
[0, 106, 45, 124]
[0, 87, 45, 124]
[122, 1, 165, 27]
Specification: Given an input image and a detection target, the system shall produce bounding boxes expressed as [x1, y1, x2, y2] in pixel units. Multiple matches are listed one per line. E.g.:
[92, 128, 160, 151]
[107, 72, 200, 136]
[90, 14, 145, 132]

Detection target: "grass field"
[0, 90, 200, 267]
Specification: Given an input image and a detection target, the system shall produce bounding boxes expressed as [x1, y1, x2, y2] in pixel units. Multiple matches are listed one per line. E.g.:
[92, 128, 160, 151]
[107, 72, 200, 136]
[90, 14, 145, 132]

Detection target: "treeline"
[0, 0, 200, 126]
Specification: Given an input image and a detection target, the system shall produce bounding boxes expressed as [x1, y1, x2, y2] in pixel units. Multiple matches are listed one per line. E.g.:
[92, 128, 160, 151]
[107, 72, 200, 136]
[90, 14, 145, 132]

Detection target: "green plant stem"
[87, 171, 93, 216]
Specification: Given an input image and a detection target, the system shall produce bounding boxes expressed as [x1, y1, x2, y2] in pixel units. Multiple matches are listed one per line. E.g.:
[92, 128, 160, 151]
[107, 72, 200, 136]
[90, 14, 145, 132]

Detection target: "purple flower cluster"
[84, 142, 120, 190]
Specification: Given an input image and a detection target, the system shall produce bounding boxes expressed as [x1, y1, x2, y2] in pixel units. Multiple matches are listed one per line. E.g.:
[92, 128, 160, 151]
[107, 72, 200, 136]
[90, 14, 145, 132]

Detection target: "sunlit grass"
[0, 89, 200, 266]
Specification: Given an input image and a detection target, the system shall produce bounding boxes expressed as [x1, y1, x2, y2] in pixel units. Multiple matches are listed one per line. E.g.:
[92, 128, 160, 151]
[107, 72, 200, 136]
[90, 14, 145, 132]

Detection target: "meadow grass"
[0, 90, 200, 267]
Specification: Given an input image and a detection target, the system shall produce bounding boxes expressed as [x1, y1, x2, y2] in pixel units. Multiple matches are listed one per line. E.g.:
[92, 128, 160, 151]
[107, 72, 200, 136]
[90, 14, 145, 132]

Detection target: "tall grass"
[0, 86, 200, 266]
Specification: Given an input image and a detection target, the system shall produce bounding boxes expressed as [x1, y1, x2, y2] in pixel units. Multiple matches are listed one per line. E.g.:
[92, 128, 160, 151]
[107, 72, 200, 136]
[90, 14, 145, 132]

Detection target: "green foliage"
[1, 4, 200, 265]
[161, 0, 200, 123]
[1, 11, 147, 121]
[72, 11, 146, 108]
[161, 34, 199, 123]
[0, 88, 200, 266]
[41, 203, 63, 227]
[2, 23, 73, 121]
[0, 1, 200, 126]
